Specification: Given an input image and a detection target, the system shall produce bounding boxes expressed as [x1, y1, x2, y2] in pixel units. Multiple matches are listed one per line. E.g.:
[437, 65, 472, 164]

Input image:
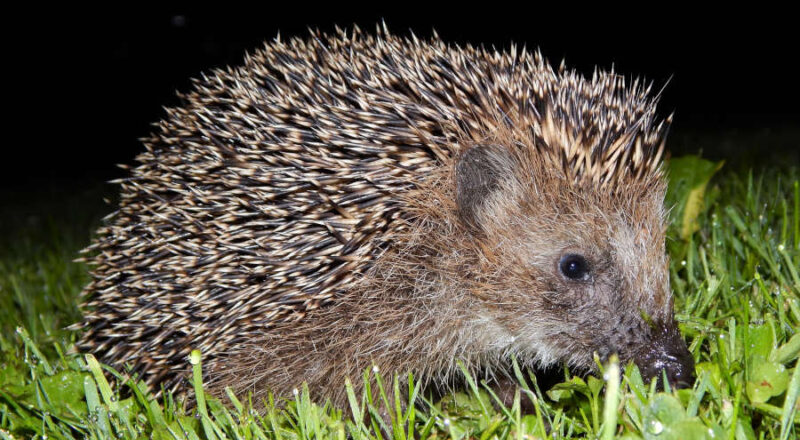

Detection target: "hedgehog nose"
[634, 324, 695, 389]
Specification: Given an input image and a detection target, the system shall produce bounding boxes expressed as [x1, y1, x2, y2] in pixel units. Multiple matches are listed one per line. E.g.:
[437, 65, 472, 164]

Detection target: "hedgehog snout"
[633, 323, 695, 389]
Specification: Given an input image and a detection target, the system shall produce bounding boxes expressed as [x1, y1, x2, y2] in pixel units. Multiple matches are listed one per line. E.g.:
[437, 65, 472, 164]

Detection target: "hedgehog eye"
[559, 254, 590, 281]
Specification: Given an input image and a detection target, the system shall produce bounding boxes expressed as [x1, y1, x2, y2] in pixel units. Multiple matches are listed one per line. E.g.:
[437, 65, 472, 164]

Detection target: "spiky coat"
[78, 26, 689, 407]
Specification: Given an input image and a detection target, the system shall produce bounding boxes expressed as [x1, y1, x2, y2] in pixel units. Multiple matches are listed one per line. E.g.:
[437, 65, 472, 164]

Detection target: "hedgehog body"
[79, 26, 694, 407]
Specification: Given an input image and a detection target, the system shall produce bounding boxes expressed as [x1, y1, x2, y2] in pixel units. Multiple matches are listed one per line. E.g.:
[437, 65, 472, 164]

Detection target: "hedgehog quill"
[77, 25, 695, 408]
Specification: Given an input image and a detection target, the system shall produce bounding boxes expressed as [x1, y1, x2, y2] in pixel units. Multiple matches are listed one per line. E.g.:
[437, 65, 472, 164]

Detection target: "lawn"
[0, 147, 797, 439]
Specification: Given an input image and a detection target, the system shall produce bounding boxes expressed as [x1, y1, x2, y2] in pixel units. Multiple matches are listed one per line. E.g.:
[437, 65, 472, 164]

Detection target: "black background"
[7, 8, 799, 189]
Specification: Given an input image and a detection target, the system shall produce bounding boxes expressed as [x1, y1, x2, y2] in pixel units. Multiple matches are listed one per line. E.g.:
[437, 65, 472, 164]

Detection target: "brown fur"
[209, 124, 673, 406]
[76, 25, 692, 408]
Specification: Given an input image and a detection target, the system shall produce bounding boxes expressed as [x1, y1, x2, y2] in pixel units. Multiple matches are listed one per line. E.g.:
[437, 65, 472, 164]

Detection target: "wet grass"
[0, 156, 797, 439]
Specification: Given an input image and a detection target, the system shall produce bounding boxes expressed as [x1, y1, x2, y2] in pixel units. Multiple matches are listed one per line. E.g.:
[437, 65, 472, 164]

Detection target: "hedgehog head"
[446, 84, 693, 387]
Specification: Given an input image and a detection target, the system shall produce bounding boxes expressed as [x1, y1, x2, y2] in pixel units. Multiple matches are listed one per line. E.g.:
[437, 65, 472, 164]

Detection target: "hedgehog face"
[454, 143, 694, 388]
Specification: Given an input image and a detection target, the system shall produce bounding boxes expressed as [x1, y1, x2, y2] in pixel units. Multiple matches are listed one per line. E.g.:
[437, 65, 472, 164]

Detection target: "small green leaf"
[695, 362, 722, 387]
[771, 333, 800, 364]
[547, 376, 589, 401]
[667, 419, 722, 440]
[641, 395, 721, 440]
[38, 369, 89, 418]
[666, 156, 724, 240]
[746, 324, 775, 363]
[746, 361, 790, 404]
[644, 394, 686, 428]
[587, 375, 604, 396]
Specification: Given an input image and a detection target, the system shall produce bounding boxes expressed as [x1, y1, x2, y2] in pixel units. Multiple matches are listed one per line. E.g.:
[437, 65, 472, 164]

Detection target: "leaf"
[587, 375, 605, 396]
[641, 395, 722, 440]
[644, 394, 686, 427]
[547, 376, 589, 401]
[670, 419, 724, 440]
[666, 156, 724, 240]
[641, 395, 684, 440]
[746, 323, 776, 368]
[746, 361, 790, 404]
[771, 333, 800, 364]
[38, 369, 89, 418]
[695, 362, 722, 388]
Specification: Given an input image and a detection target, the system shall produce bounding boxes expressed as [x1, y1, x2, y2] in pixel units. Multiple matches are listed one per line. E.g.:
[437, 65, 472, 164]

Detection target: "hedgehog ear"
[455, 144, 515, 228]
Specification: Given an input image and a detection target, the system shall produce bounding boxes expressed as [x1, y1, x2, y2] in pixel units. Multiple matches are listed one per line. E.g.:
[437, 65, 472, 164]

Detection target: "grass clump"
[0, 156, 798, 439]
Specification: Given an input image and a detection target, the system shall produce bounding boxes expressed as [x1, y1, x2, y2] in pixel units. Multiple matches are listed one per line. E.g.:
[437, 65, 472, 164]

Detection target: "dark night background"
[0, 9, 794, 422]
[5, 9, 799, 193]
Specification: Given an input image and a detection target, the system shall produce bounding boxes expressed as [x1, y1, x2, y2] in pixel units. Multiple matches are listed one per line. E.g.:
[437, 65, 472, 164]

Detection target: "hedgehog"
[77, 24, 695, 410]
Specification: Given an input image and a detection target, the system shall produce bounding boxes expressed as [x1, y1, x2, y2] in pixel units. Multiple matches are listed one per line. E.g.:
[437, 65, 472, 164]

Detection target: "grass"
[0, 156, 798, 439]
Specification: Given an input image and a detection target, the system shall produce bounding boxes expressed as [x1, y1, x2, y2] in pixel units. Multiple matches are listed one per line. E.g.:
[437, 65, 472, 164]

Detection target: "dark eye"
[559, 254, 590, 280]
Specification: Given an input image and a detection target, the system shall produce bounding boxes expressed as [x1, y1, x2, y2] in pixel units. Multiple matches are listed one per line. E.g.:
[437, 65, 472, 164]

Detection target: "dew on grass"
[648, 420, 664, 435]
[722, 399, 732, 411]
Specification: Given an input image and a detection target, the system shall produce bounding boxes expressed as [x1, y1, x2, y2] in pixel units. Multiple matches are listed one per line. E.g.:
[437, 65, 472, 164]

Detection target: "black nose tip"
[634, 324, 695, 389]
[656, 349, 695, 389]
